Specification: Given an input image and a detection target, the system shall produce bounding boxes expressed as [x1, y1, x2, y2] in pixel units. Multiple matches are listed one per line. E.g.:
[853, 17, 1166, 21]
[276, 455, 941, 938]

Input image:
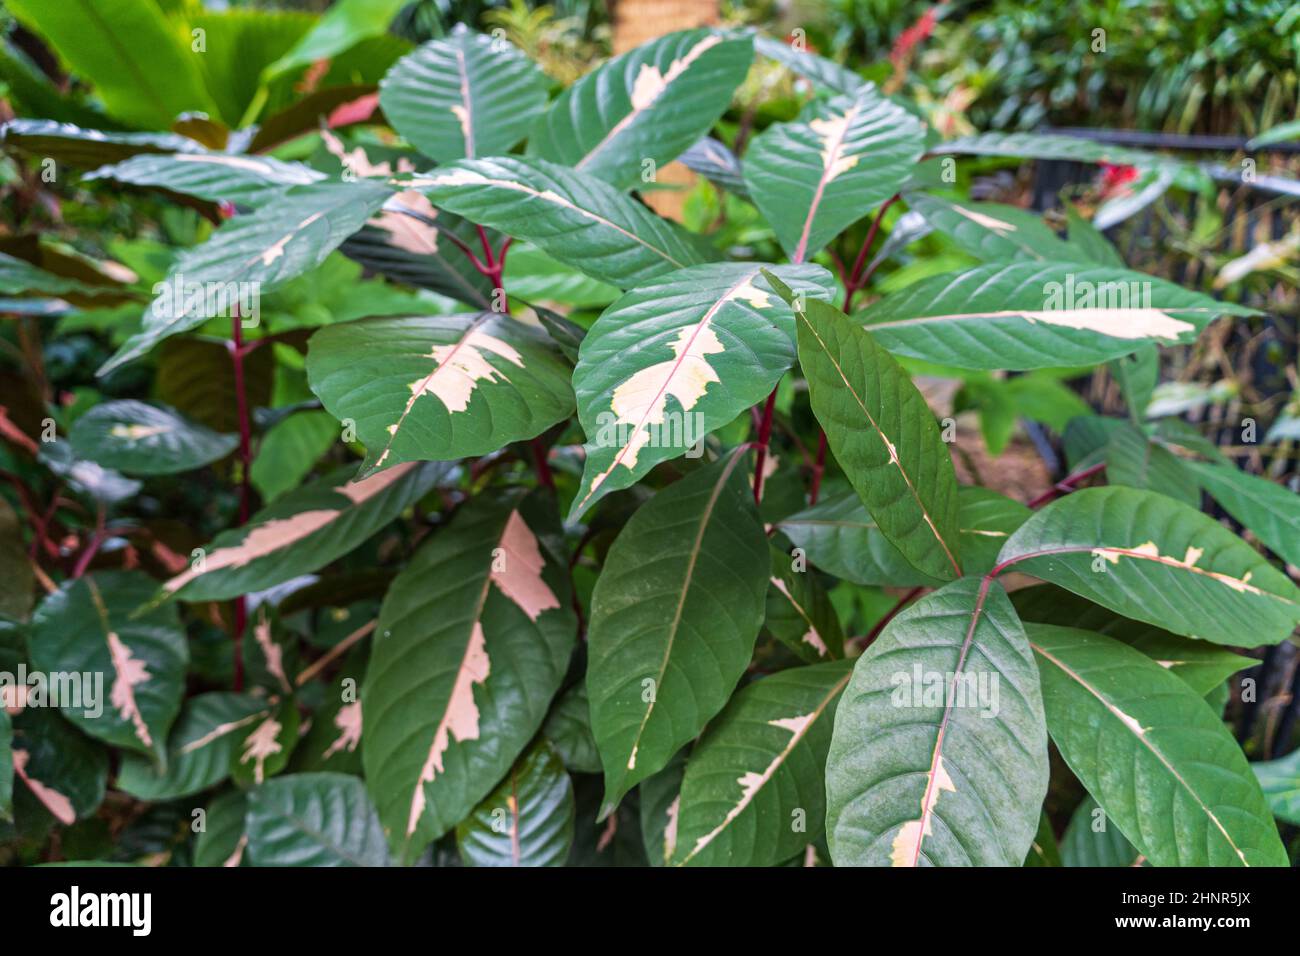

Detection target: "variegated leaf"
[84, 152, 324, 206]
[765, 544, 845, 662]
[903, 192, 1079, 262]
[455, 740, 575, 867]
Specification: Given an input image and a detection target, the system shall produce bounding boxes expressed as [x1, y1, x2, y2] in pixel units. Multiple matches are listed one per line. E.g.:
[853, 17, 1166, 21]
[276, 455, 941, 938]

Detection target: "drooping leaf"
[1252, 748, 1300, 826]
[997, 486, 1300, 646]
[825, 577, 1050, 866]
[904, 192, 1078, 262]
[263, 0, 407, 81]
[0, 252, 125, 300]
[570, 262, 834, 519]
[29, 572, 187, 759]
[363, 491, 575, 862]
[10, 709, 108, 827]
[308, 312, 574, 475]
[68, 400, 238, 476]
[1109, 346, 1158, 419]
[158, 461, 446, 603]
[1189, 460, 1300, 569]
[543, 684, 602, 775]
[777, 486, 1030, 587]
[455, 740, 575, 867]
[638, 750, 687, 866]
[672, 659, 852, 866]
[381, 26, 549, 164]
[85, 152, 325, 206]
[1028, 623, 1286, 867]
[859, 262, 1256, 370]
[1064, 205, 1126, 268]
[1060, 796, 1145, 867]
[246, 772, 389, 867]
[0, 119, 207, 168]
[531, 28, 753, 192]
[193, 790, 249, 867]
[412, 156, 717, 289]
[765, 544, 844, 662]
[116, 693, 269, 801]
[930, 132, 1181, 169]
[587, 451, 769, 810]
[678, 137, 749, 200]
[100, 181, 395, 375]
[776, 279, 962, 582]
[1104, 421, 1200, 508]
[745, 84, 924, 262]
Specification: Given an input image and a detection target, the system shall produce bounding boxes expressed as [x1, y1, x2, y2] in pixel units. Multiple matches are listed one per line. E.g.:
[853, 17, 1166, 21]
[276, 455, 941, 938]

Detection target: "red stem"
[752, 388, 779, 503]
[530, 438, 555, 491]
[229, 309, 254, 692]
[842, 194, 899, 313]
[855, 584, 925, 650]
[1027, 462, 1106, 509]
[809, 431, 828, 505]
[70, 503, 106, 579]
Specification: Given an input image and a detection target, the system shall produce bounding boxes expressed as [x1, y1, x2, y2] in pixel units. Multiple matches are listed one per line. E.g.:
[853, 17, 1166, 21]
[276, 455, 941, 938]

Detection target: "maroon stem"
[842, 194, 899, 313]
[809, 431, 828, 505]
[855, 584, 925, 650]
[751, 388, 779, 503]
[70, 503, 106, 579]
[530, 438, 555, 491]
[1027, 462, 1107, 509]
[229, 308, 254, 692]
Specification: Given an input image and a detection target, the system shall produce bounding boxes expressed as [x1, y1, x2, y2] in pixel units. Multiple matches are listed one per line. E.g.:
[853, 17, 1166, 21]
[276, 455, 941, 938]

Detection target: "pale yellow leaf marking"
[963, 528, 1009, 537]
[239, 715, 282, 785]
[796, 312, 962, 577]
[869, 308, 1199, 341]
[679, 673, 850, 865]
[320, 129, 414, 179]
[180, 712, 263, 754]
[792, 105, 860, 263]
[223, 835, 248, 868]
[162, 463, 417, 592]
[86, 578, 153, 747]
[259, 212, 324, 267]
[406, 619, 490, 836]
[953, 205, 1017, 232]
[490, 510, 560, 621]
[769, 577, 828, 657]
[453, 45, 475, 157]
[663, 795, 680, 863]
[12, 750, 76, 824]
[578, 270, 764, 511]
[578, 34, 724, 169]
[373, 320, 524, 468]
[323, 700, 363, 759]
[422, 168, 690, 267]
[890, 755, 958, 866]
[1030, 639, 1251, 865]
[110, 423, 169, 440]
[1090, 541, 1265, 595]
[253, 608, 291, 694]
[371, 191, 440, 254]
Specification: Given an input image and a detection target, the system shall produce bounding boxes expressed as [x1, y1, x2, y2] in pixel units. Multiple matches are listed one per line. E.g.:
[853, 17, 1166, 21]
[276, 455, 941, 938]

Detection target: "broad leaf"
[1028, 623, 1286, 866]
[29, 572, 187, 759]
[100, 181, 395, 375]
[413, 156, 717, 289]
[904, 192, 1078, 262]
[587, 451, 769, 810]
[672, 659, 852, 866]
[193, 790, 249, 867]
[570, 262, 834, 519]
[308, 312, 574, 475]
[745, 84, 923, 262]
[0, 119, 207, 168]
[752, 34, 863, 95]
[825, 577, 1050, 866]
[997, 486, 1300, 646]
[10, 709, 108, 826]
[159, 461, 446, 603]
[1060, 796, 1145, 867]
[246, 772, 389, 866]
[1189, 460, 1300, 568]
[765, 544, 844, 662]
[1104, 421, 1200, 507]
[69, 400, 238, 475]
[860, 262, 1256, 370]
[1252, 749, 1300, 826]
[678, 137, 749, 200]
[455, 740, 575, 867]
[85, 152, 325, 206]
[778, 280, 962, 582]
[531, 28, 753, 191]
[380, 26, 548, 164]
[363, 491, 575, 861]
[543, 684, 602, 775]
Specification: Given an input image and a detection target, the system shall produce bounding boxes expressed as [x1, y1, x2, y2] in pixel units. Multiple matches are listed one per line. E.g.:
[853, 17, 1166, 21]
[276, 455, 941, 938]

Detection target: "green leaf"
[264, 0, 407, 81]
[860, 262, 1255, 370]
[11, 709, 108, 826]
[931, 132, 1181, 169]
[116, 693, 269, 801]
[752, 34, 863, 95]
[997, 486, 1300, 646]
[1108, 346, 1158, 420]
[193, 790, 249, 867]
[1104, 421, 1201, 507]
[1252, 748, 1300, 825]
[1248, 119, 1300, 149]
[672, 659, 852, 866]
[638, 750, 687, 866]
[363, 491, 575, 862]
[1028, 623, 1286, 866]
[775, 484, 1030, 588]
[904, 192, 1078, 262]
[1060, 796, 1145, 867]
[6, 0, 217, 129]
[29, 572, 187, 759]
[678, 137, 750, 200]
[246, 772, 389, 866]
[250, 410, 338, 503]
[570, 262, 834, 519]
[587, 451, 769, 810]
[825, 577, 1050, 866]
[158, 461, 446, 603]
[99, 181, 395, 375]
[228, 699, 299, 788]
[0, 497, 34, 621]
[531, 29, 753, 192]
[1012, 585, 1253, 697]
[782, 284, 962, 582]
[455, 740, 575, 867]
[765, 544, 845, 662]
[1065, 205, 1126, 268]
[745, 84, 923, 262]
[69, 400, 238, 475]
[543, 683, 602, 775]
[0, 119, 207, 168]
[0, 710, 11, 822]
[0, 252, 123, 300]
[1024, 811, 1062, 866]
[1189, 460, 1300, 569]
[308, 312, 574, 475]
[413, 156, 717, 289]
[381, 26, 549, 164]
[85, 153, 325, 206]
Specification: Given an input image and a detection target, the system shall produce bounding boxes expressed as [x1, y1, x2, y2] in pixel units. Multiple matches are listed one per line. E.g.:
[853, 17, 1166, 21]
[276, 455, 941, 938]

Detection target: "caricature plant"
[1, 4, 1298, 868]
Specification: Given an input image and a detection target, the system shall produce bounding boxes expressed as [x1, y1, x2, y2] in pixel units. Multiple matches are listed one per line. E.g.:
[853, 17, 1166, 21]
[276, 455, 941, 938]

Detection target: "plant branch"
[229, 308, 254, 692]
[752, 388, 779, 503]
[1027, 462, 1107, 509]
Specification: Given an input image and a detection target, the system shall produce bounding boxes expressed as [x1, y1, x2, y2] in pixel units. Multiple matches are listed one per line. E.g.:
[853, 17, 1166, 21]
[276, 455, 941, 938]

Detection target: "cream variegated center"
[809, 109, 861, 182]
[109, 423, 169, 440]
[240, 716, 283, 785]
[953, 205, 1017, 232]
[490, 511, 560, 621]
[106, 631, 153, 747]
[12, 749, 76, 825]
[890, 755, 958, 866]
[323, 701, 363, 759]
